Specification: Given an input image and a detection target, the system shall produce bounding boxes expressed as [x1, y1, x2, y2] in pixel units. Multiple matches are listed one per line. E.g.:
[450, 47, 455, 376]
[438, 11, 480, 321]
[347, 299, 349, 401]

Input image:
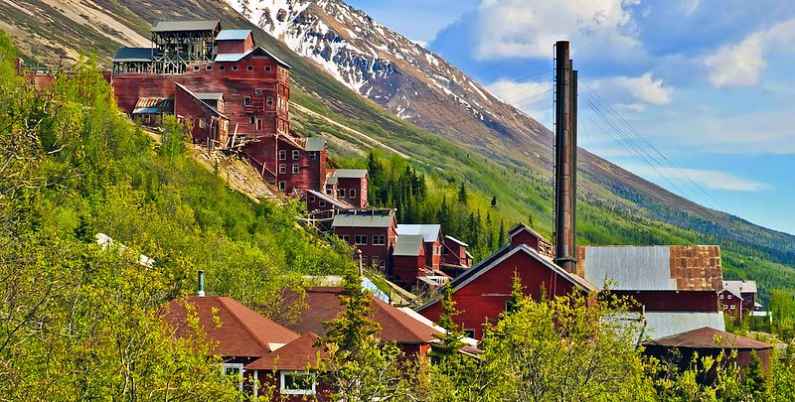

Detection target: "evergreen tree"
[431, 284, 464, 361]
[457, 181, 468, 204]
[491, 195, 497, 208]
[498, 220, 506, 247]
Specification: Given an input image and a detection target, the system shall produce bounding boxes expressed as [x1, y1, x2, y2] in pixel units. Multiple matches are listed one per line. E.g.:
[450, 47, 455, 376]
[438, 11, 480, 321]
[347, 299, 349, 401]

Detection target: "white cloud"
[587, 72, 673, 106]
[475, 0, 643, 61]
[627, 165, 771, 192]
[486, 79, 552, 112]
[705, 18, 795, 88]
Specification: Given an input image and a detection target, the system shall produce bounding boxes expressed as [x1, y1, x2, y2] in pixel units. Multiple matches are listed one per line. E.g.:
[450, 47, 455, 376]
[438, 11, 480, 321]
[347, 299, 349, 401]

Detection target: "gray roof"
[152, 20, 220, 33]
[643, 312, 725, 340]
[444, 235, 469, 247]
[305, 137, 327, 152]
[723, 280, 757, 296]
[331, 169, 368, 179]
[396, 224, 441, 243]
[214, 47, 292, 69]
[332, 213, 393, 228]
[113, 47, 155, 62]
[216, 29, 252, 41]
[394, 235, 424, 257]
[582, 246, 676, 291]
[195, 92, 224, 101]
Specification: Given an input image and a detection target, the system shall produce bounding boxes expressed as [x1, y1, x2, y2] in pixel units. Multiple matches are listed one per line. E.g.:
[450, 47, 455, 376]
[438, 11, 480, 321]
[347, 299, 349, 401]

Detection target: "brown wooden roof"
[277, 287, 440, 345]
[246, 332, 326, 371]
[645, 327, 771, 350]
[162, 296, 299, 358]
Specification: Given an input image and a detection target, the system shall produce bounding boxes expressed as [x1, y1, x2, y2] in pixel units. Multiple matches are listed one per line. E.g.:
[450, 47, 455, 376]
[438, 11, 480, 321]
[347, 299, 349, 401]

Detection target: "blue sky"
[348, 0, 795, 235]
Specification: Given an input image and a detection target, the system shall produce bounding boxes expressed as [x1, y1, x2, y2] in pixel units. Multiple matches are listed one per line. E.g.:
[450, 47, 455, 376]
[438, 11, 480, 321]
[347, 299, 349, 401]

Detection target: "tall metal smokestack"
[554, 41, 577, 273]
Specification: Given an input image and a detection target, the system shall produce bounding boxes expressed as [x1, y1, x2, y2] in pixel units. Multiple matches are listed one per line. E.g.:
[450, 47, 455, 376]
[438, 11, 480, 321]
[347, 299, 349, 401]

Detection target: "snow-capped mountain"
[227, 0, 551, 163]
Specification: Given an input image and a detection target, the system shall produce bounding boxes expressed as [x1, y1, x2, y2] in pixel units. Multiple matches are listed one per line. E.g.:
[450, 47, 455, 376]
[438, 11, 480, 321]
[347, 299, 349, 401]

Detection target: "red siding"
[334, 226, 396, 271]
[424, 240, 441, 269]
[216, 36, 254, 54]
[614, 290, 719, 313]
[337, 177, 368, 208]
[393, 247, 426, 288]
[421, 250, 577, 339]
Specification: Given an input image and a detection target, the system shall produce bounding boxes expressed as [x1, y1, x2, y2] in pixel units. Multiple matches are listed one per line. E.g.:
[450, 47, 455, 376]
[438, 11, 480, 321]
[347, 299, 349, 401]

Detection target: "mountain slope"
[2, 0, 795, 299]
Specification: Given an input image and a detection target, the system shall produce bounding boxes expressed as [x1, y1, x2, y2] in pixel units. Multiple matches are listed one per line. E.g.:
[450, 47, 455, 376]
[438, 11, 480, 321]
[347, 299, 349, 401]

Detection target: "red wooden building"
[720, 280, 758, 321]
[331, 209, 397, 272]
[441, 235, 473, 277]
[418, 225, 595, 339]
[325, 169, 368, 209]
[396, 224, 443, 270]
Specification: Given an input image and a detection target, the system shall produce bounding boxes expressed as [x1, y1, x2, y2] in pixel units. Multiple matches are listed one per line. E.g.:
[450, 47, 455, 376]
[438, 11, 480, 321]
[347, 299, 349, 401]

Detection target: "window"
[222, 363, 245, 392]
[342, 234, 350, 243]
[267, 96, 274, 108]
[278, 181, 286, 191]
[292, 163, 299, 174]
[243, 96, 252, 106]
[319, 200, 326, 207]
[232, 65, 239, 71]
[279, 164, 286, 174]
[247, 65, 254, 71]
[730, 305, 736, 310]
[198, 119, 206, 129]
[463, 329, 476, 338]
[355, 234, 367, 245]
[278, 150, 287, 160]
[280, 371, 316, 396]
[290, 150, 299, 160]
[256, 119, 263, 130]
[720, 294, 724, 300]
[249, 116, 255, 125]
[219, 65, 225, 70]
[206, 65, 213, 71]
[371, 256, 380, 268]
[309, 195, 317, 203]
[266, 65, 272, 72]
[337, 188, 346, 198]
[348, 189, 357, 199]
[193, 66, 200, 71]
[372, 235, 386, 245]
[309, 152, 317, 161]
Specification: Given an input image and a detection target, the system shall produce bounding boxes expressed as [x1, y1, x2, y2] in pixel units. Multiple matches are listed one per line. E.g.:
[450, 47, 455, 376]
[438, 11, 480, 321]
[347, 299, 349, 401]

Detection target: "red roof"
[162, 296, 299, 358]
[246, 332, 326, 371]
[646, 327, 771, 350]
[277, 287, 440, 345]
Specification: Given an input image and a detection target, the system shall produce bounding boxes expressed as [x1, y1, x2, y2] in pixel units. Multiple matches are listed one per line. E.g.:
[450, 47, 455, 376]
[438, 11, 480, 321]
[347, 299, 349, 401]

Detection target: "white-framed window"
[355, 234, 367, 245]
[309, 195, 317, 203]
[309, 152, 317, 161]
[256, 119, 263, 130]
[267, 96, 274, 108]
[219, 65, 225, 70]
[232, 65, 239, 71]
[193, 66, 200, 71]
[206, 65, 213, 71]
[249, 115, 255, 125]
[341, 234, 350, 242]
[247, 65, 254, 71]
[243, 96, 252, 106]
[463, 329, 476, 338]
[280, 371, 316, 396]
[292, 150, 300, 160]
[730, 304, 736, 310]
[279, 164, 287, 174]
[319, 200, 326, 208]
[278, 150, 287, 160]
[278, 181, 286, 191]
[265, 64, 273, 72]
[348, 189, 357, 199]
[337, 188, 345, 198]
[372, 235, 385, 245]
[222, 362, 245, 392]
[292, 163, 299, 174]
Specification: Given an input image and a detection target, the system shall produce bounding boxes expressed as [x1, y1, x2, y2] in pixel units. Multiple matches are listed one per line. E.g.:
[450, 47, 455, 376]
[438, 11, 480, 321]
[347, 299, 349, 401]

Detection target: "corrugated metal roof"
[396, 224, 441, 243]
[646, 326, 771, 349]
[214, 47, 292, 69]
[332, 213, 393, 228]
[723, 280, 757, 295]
[643, 312, 725, 340]
[331, 169, 368, 179]
[305, 137, 327, 152]
[583, 246, 676, 291]
[215, 29, 251, 41]
[152, 20, 220, 33]
[113, 47, 155, 62]
[132, 97, 173, 115]
[394, 235, 424, 256]
[444, 235, 469, 247]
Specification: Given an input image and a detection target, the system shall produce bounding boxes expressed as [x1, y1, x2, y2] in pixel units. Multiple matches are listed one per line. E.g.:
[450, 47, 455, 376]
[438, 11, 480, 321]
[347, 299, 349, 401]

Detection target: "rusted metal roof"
[646, 326, 771, 350]
[581, 245, 723, 291]
[132, 97, 173, 115]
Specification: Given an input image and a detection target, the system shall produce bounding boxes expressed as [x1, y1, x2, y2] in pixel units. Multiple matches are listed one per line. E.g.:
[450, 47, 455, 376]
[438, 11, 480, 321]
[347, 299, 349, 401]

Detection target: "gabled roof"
[277, 287, 440, 345]
[245, 332, 325, 371]
[175, 83, 228, 119]
[394, 234, 425, 256]
[581, 245, 723, 291]
[508, 223, 546, 239]
[113, 47, 156, 62]
[215, 29, 252, 41]
[331, 169, 368, 179]
[214, 47, 292, 69]
[332, 213, 393, 228]
[646, 326, 771, 350]
[444, 235, 469, 247]
[306, 189, 352, 210]
[396, 224, 441, 243]
[305, 137, 327, 152]
[419, 244, 596, 312]
[162, 296, 299, 358]
[152, 20, 220, 33]
[723, 280, 757, 296]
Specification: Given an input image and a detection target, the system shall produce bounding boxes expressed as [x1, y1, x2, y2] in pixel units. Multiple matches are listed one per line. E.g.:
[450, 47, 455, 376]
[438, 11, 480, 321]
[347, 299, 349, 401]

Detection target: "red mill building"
[109, 20, 366, 203]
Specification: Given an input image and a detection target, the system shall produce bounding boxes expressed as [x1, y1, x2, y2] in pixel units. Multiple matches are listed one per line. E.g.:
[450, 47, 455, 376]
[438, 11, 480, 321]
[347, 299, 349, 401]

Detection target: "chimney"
[554, 41, 578, 273]
[197, 270, 206, 297]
